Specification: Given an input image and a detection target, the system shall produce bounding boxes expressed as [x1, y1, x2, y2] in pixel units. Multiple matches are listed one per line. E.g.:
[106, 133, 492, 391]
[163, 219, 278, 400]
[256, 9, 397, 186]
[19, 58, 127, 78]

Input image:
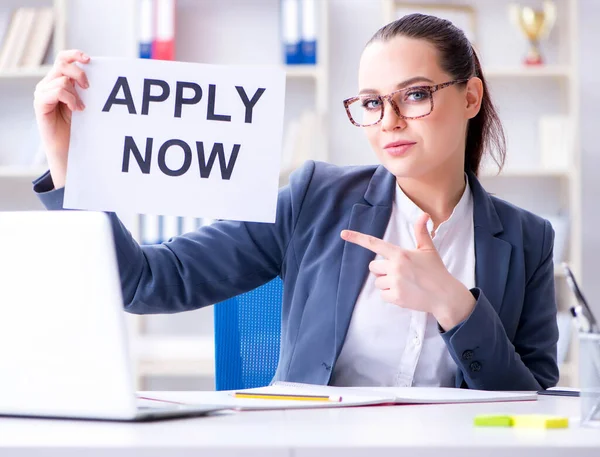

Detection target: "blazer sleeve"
[32, 161, 316, 314]
[441, 220, 559, 390]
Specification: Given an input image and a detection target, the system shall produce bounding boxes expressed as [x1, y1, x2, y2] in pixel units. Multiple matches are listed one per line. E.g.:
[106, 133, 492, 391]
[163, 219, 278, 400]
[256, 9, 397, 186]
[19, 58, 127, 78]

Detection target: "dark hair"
[367, 13, 506, 176]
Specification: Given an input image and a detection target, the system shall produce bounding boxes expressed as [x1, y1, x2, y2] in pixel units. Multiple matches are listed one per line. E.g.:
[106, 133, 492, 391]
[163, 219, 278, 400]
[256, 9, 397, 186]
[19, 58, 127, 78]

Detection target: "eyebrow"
[358, 76, 435, 95]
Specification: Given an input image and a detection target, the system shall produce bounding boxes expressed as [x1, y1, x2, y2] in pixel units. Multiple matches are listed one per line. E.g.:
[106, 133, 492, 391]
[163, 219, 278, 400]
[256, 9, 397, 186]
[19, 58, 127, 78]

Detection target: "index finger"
[44, 50, 91, 82]
[340, 230, 397, 258]
[55, 49, 90, 66]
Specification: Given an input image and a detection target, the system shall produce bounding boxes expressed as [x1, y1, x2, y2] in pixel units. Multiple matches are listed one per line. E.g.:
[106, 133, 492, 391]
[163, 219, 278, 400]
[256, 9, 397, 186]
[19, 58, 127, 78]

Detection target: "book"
[138, 383, 538, 411]
[4, 7, 36, 70]
[0, 10, 12, 50]
[255, 382, 539, 405]
[162, 215, 180, 241]
[19, 7, 54, 68]
[140, 214, 161, 244]
[138, 388, 389, 411]
[182, 216, 201, 234]
[0, 8, 24, 71]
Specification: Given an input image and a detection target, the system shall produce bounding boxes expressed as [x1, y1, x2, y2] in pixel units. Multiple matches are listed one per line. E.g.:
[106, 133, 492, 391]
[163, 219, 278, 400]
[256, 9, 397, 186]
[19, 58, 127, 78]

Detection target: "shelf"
[0, 66, 52, 80]
[484, 65, 572, 79]
[0, 166, 47, 179]
[131, 335, 215, 377]
[0, 64, 323, 80]
[479, 168, 572, 179]
[284, 65, 323, 79]
[0, 65, 321, 81]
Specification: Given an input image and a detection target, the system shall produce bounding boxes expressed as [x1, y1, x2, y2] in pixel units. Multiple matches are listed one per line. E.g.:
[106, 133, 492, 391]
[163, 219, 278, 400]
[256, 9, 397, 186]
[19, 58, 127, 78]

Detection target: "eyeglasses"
[343, 79, 469, 127]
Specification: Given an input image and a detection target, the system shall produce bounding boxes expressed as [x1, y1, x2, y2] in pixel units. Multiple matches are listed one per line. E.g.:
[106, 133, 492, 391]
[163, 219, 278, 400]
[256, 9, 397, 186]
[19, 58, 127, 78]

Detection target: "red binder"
[152, 0, 175, 61]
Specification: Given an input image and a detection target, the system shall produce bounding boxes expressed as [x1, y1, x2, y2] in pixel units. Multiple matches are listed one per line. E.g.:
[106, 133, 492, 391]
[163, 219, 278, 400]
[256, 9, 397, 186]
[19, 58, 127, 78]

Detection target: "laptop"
[0, 210, 227, 421]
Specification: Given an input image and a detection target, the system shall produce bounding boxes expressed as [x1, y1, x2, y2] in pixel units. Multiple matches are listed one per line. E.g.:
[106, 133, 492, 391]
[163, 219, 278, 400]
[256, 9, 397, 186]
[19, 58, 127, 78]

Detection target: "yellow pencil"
[234, 392, 343, 402]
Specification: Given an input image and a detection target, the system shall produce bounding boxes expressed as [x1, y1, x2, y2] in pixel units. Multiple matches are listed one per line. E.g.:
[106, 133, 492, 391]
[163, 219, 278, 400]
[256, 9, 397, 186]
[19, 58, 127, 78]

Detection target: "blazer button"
[462, 350, 474, 360]
[470, 361, 482, 372]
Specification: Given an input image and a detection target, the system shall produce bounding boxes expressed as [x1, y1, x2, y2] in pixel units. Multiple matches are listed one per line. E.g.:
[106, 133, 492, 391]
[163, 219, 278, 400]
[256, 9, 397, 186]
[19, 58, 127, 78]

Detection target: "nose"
[380, 99, 407, 131]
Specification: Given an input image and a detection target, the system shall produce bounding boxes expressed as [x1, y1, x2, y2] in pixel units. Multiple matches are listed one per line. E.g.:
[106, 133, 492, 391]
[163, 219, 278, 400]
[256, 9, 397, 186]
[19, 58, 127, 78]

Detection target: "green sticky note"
[474, 414, 514, 427]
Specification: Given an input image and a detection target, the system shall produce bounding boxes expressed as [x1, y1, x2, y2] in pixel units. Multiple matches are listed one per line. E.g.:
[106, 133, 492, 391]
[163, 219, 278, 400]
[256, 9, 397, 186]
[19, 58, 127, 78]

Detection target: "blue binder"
[281, 0, 302, 64]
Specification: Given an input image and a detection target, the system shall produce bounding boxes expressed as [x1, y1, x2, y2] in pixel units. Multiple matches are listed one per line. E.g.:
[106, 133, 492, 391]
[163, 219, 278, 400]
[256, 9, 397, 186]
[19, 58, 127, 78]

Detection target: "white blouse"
[330, 178, 475, 387]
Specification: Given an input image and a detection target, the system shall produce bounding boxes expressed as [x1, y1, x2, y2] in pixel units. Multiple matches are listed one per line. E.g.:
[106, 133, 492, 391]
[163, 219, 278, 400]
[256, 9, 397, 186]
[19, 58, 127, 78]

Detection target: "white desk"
[0, 393, 598, 457]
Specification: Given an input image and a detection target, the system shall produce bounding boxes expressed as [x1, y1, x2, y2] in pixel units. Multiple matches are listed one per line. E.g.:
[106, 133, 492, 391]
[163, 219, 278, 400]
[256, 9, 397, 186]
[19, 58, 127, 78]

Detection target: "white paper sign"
[64, 57, 286, 223]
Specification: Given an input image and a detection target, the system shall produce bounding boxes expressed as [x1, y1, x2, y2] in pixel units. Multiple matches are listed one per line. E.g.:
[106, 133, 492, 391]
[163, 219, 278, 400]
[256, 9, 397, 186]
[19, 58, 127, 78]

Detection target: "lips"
[384, 140, 416, 149]
[383, 140, 416, 157]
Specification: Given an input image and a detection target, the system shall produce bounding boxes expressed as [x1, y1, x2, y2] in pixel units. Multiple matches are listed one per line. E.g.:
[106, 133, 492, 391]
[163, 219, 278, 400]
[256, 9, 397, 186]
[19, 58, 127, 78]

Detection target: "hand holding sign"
[34, 49, 91, 189]
[340, 213, 476, 331]
[35, 54, 286, 223]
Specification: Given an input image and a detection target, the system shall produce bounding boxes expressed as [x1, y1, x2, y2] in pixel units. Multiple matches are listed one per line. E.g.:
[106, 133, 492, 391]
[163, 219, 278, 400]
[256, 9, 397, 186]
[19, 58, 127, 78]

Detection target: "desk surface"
[1, 392, 599, 457]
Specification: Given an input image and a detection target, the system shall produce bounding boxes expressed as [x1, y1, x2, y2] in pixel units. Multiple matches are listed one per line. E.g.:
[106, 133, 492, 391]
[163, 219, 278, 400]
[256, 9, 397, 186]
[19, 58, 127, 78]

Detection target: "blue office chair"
[213, 277, 284, 390]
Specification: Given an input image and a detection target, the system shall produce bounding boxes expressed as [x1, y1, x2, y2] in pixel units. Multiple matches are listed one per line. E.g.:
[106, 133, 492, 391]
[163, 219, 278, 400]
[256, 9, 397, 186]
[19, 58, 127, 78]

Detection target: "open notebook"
[139, 382, 537, 411]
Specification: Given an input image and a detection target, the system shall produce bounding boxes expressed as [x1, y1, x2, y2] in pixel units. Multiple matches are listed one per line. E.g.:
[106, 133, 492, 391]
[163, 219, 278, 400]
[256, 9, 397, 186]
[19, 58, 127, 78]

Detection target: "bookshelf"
[383, 0, 581, 387]
[126, 0, 331, 389]
[0, 0, 67, 185]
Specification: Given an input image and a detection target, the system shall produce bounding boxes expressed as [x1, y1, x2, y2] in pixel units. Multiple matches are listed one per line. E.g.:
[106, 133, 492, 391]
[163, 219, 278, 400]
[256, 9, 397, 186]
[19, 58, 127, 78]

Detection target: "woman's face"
[357, 36, 482, 179]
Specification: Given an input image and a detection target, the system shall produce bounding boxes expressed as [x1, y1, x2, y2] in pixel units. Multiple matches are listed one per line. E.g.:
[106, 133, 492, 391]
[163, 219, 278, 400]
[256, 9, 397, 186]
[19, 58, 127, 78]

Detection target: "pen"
[570, 305, 592, 333]
[563, 263, 600, 333]
[233, 392, 343, 402]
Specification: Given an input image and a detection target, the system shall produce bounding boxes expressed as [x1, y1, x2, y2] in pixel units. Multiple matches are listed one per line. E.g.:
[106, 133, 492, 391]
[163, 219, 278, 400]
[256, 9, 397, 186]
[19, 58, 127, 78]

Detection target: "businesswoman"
[32, 14, 559, 391]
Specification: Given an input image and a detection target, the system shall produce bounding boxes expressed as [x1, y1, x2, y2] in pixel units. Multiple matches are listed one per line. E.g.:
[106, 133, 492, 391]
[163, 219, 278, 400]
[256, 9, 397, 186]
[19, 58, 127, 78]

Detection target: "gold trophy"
[509, 1, 557, 65]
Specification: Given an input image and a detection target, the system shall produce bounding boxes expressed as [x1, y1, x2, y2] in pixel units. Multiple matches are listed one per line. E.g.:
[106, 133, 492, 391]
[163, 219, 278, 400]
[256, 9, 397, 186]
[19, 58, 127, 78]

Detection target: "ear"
[464, 77, 483, 120]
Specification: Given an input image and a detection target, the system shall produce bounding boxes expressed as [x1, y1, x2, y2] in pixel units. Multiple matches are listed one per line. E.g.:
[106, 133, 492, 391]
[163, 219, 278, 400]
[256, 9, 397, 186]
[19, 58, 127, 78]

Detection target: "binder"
[157, 215, 165, 242]
[8, 8, 36, 70]
[0, 10, 11, 48]
[281, 0, 301, 64]
[19, 7, 54, 68]
[300, 0, 317, 64]
[0, 8, 37, 71]
[138, 0, 154, 59]
[0, 9, 24, 70]
[153, 0, 175, 61]
[162, 215, 180, 241]
[141, 214, 161, 244]
[182, 217, 200, 234]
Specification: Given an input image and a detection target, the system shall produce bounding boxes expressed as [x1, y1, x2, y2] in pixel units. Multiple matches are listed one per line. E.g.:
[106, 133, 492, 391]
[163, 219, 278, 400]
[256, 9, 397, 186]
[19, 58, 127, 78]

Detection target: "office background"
[0, 0, 597, 391]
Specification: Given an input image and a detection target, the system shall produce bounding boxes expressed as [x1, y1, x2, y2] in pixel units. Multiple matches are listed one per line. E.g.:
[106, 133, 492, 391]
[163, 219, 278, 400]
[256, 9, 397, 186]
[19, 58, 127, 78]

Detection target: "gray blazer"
[34, 160, 559, 390]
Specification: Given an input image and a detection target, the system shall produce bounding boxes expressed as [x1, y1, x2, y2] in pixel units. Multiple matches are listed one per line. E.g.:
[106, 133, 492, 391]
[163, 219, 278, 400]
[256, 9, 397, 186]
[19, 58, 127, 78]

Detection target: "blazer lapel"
[474, 230, 512, 313]
[454, 173, 512, 389]
[333, 166, 395, 362]
[469, 172, 512, 315]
